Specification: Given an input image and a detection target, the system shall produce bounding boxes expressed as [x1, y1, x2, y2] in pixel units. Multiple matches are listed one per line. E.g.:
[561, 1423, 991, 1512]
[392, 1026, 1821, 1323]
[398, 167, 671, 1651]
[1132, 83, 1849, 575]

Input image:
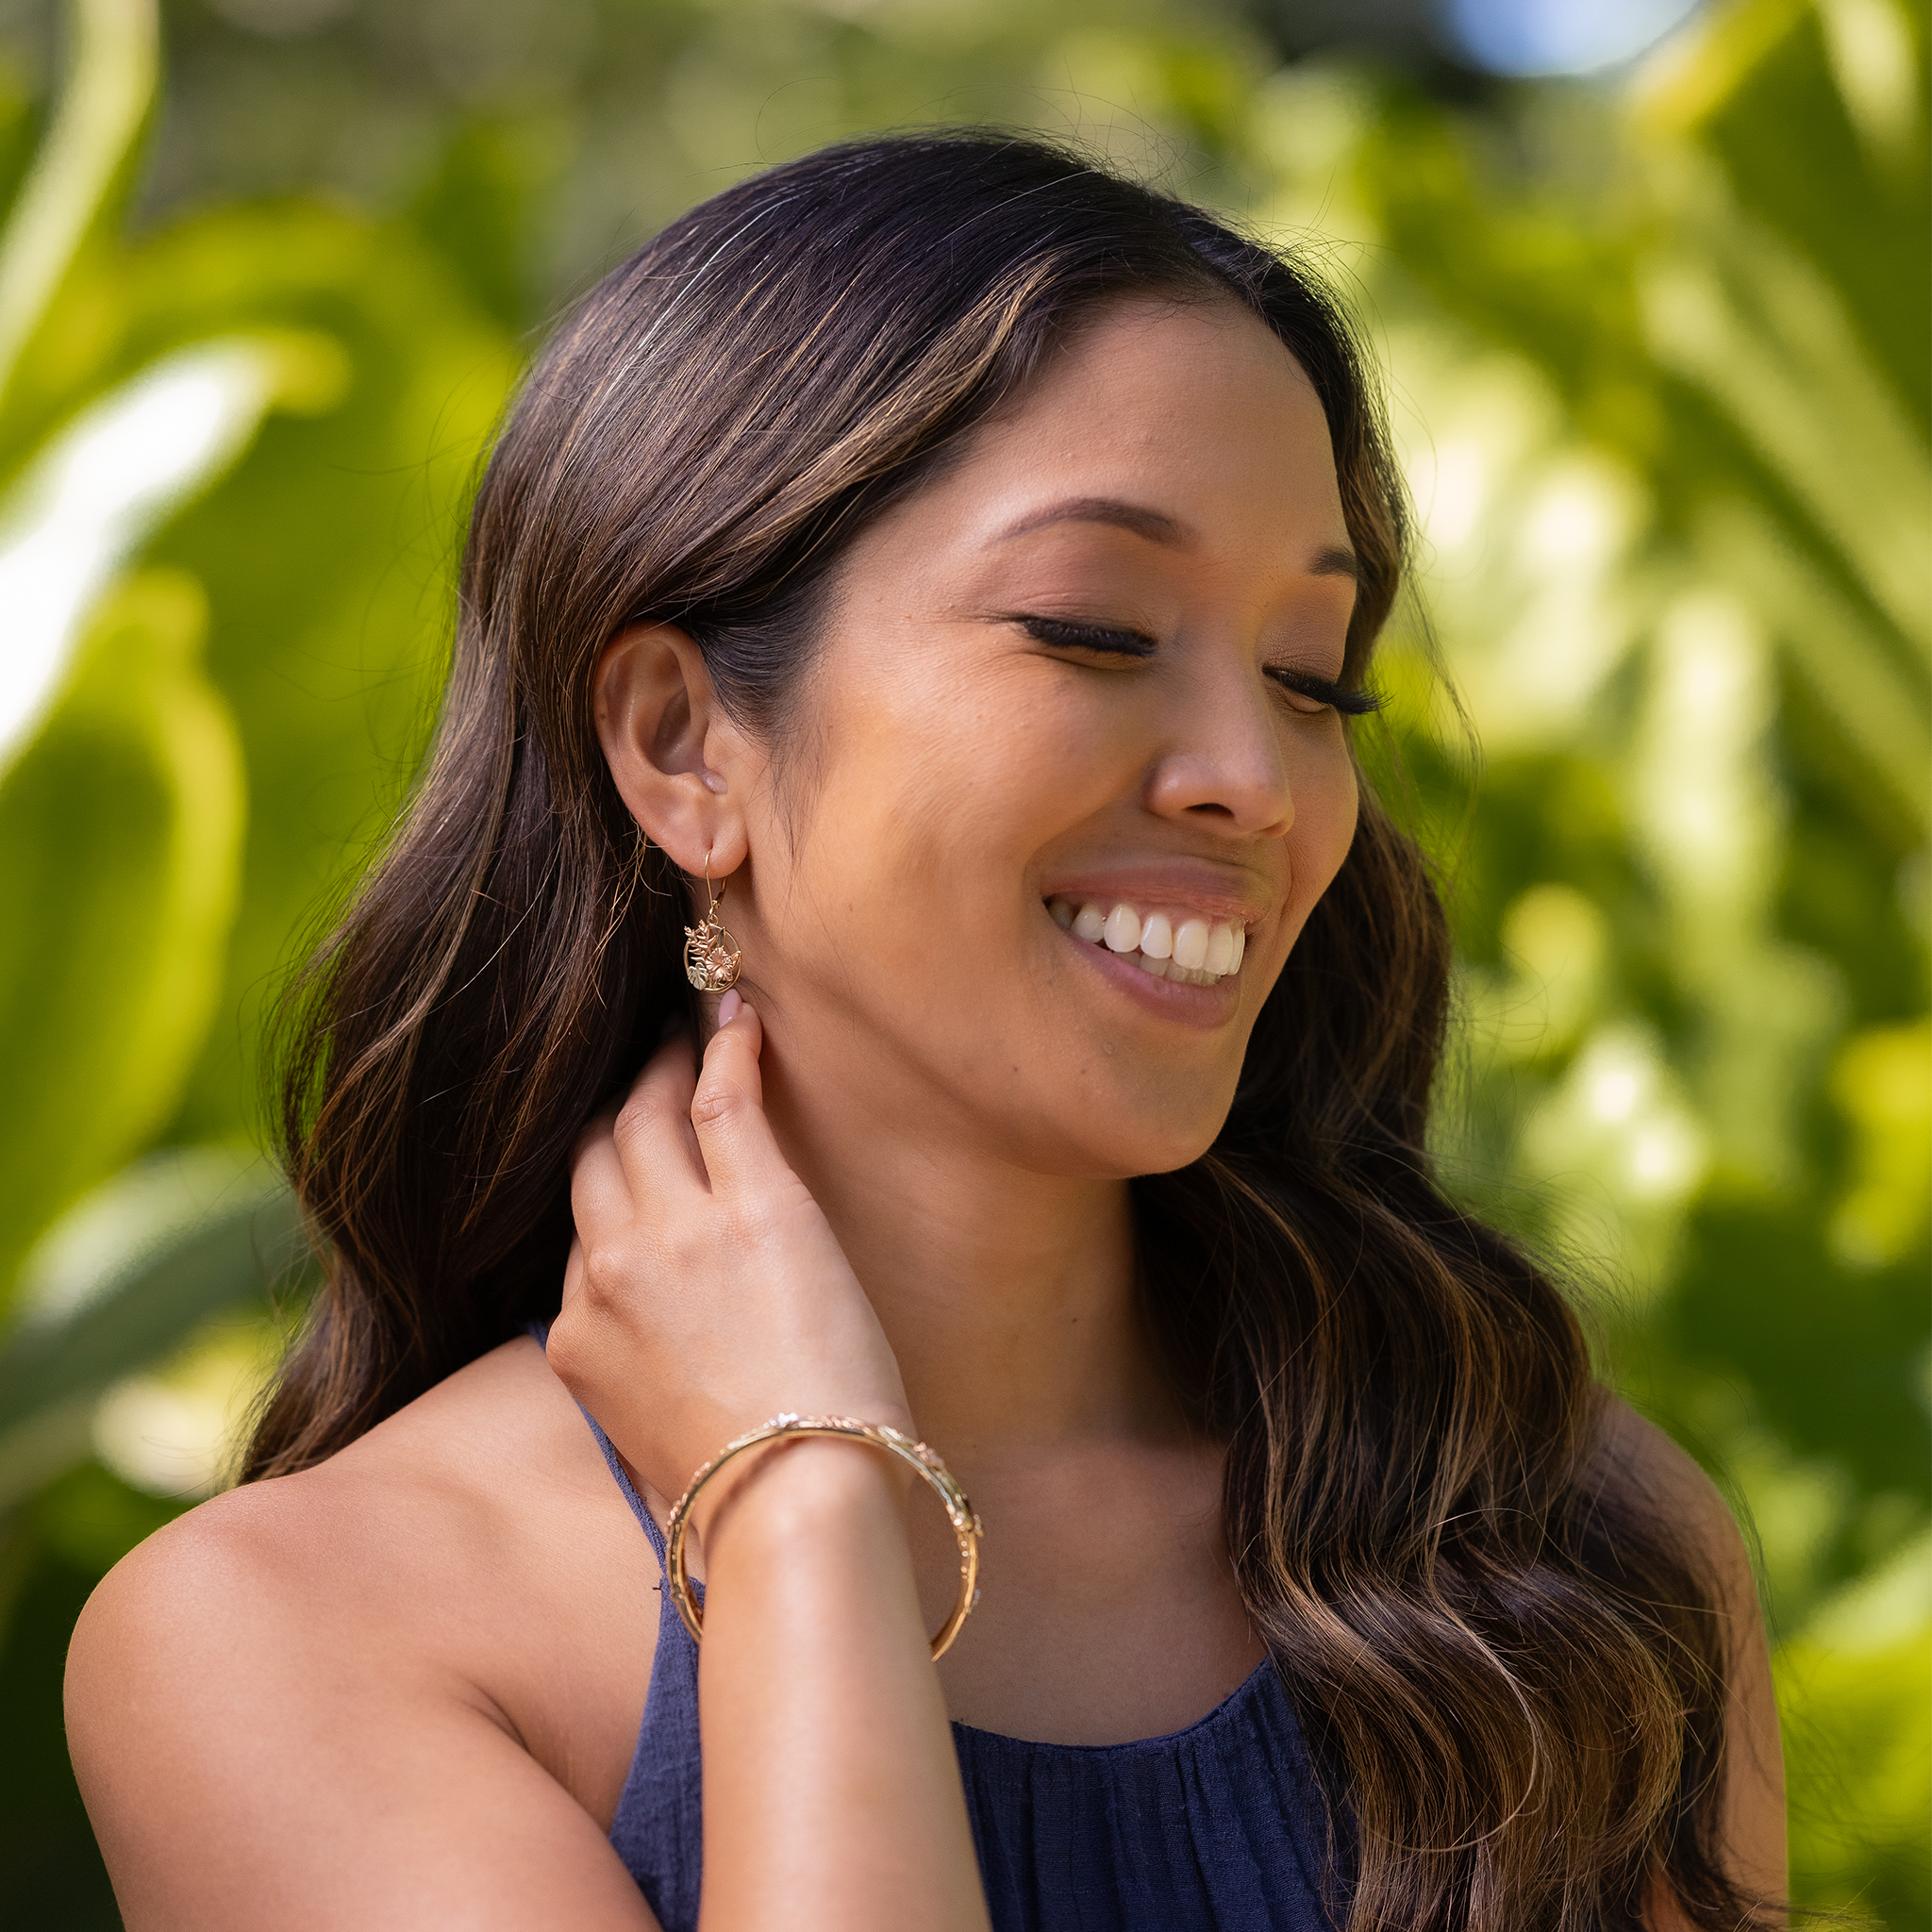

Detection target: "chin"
[1015, 1102, 1233, 1183]
[1128, 1124, 1227, 1178]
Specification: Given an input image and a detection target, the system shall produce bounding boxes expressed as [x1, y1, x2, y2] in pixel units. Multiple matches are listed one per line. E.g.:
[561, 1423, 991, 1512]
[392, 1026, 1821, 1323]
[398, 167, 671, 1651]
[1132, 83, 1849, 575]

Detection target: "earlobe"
[594, 623, 750, 877]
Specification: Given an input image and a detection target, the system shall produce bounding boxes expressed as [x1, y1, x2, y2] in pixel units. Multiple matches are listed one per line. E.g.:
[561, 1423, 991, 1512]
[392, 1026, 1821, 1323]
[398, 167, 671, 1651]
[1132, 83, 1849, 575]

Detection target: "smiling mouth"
[1047, 896, 1247, 987]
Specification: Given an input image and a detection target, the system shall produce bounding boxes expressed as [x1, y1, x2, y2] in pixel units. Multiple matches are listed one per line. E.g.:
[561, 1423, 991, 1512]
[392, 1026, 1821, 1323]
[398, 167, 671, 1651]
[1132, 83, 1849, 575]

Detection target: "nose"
[1141, 655, 1296, 839]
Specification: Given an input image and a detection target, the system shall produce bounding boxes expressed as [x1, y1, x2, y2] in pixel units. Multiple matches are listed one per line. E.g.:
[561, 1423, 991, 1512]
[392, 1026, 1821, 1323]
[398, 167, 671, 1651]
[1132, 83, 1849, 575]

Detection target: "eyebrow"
[994, 495, 1360, 583]
[995, 496, 1185, 546]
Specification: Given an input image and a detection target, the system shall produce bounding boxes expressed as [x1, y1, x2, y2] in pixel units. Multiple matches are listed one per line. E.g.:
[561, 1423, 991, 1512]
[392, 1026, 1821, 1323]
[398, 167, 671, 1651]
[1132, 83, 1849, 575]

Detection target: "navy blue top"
[561, 1380, 1341, 1932]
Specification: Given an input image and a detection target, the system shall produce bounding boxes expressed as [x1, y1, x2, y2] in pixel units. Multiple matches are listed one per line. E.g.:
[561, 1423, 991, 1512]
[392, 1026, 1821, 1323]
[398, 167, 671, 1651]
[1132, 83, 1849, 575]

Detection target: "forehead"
[869, 295, 1351, 571]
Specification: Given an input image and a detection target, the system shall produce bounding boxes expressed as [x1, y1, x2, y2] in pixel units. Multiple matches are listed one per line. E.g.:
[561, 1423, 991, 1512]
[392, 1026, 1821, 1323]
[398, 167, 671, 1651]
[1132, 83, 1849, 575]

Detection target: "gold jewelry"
[664, 1414, 985, 1660]
[683, 849, 741, 991]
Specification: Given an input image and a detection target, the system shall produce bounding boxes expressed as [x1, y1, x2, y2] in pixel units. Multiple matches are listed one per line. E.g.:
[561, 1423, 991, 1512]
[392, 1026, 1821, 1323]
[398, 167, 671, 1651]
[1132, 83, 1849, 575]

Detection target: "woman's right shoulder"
[65, 1337, 665, 1928]
[75, 1334, 598, 1641]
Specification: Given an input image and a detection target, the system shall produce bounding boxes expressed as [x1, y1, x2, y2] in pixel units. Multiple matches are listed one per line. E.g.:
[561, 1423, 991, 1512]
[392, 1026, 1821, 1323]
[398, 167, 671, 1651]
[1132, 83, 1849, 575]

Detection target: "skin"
[65, 298, 1785, 1930]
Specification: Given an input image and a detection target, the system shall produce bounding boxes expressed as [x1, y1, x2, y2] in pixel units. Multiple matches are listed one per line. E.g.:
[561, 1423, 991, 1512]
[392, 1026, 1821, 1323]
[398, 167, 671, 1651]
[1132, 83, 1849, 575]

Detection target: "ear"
[593, 624, 756, 877]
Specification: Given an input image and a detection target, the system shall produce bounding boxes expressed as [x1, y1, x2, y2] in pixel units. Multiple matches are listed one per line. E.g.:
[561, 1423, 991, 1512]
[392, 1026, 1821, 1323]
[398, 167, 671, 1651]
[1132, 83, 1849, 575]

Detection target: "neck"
[759, 1041, 1174, 1458]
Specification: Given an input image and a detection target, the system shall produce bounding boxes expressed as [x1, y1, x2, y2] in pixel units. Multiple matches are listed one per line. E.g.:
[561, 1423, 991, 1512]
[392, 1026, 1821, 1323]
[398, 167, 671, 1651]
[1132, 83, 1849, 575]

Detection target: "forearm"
[693, 1441, 990, 1932]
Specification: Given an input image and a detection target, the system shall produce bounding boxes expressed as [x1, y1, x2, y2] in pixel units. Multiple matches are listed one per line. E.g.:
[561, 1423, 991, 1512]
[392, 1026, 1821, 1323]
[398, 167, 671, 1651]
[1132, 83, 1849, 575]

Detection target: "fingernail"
[717, 990, 741, 1025]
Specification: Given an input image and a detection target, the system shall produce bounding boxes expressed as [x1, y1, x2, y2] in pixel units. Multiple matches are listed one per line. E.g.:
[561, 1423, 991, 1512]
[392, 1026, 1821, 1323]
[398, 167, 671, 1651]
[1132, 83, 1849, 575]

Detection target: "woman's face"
[719, 294, 1362, 1179]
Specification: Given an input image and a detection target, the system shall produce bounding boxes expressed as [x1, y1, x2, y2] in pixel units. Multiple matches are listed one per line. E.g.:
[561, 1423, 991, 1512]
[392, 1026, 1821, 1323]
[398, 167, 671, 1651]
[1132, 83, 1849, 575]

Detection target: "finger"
[610, 1027, 707, 1193]
[687, 997, 791, 1198]
[570, 1109, 633, 1235]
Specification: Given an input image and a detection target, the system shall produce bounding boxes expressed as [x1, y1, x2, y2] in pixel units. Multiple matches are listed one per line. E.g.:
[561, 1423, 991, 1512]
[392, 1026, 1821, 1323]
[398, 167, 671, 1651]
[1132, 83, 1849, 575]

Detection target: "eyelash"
[1016, 615, 1381, 717]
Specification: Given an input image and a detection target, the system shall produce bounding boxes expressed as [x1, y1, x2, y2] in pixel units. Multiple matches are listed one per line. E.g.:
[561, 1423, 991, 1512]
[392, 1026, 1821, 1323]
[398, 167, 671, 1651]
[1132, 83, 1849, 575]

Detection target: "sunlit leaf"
[0, 1147, 301, 1507]
[0, 334, 336, 772]
[1776, 1531, 1932, 1923]
[0, 570, 243, 1306]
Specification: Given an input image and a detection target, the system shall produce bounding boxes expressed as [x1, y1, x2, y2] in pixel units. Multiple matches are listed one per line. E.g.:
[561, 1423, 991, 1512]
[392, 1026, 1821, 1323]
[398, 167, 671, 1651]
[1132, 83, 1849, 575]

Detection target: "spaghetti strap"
[526, 1322, 705, 1931]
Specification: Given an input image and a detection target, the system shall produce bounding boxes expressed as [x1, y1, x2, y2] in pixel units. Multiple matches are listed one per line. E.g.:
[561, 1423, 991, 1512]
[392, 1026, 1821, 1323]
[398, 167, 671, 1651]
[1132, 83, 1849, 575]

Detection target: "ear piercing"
[683, 849, 742, 992]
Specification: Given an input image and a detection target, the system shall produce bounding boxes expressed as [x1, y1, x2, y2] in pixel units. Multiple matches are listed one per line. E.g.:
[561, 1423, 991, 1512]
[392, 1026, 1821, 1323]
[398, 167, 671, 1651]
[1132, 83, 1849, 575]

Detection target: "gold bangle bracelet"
[663, 1413, 985, 1661]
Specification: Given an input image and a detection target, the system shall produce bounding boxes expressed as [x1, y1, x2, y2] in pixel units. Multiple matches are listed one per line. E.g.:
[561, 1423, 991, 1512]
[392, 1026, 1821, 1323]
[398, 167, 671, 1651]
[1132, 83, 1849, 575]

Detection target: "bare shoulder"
[73, 1337, 615, 1680]
[1589, 1393, 1758, 1611]
[1591, 1391, 1787, 1916]
[67, 1338, 660, 1931]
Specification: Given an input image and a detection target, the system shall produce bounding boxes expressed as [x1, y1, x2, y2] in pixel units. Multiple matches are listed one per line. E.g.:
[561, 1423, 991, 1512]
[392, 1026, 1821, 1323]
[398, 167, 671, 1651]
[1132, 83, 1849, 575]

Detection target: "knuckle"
[726, 1207, 784, 1265]
[580, 1241, 632, 1302]
[711, 1205, 755, 1252]
[689, 1083, 741, 1133]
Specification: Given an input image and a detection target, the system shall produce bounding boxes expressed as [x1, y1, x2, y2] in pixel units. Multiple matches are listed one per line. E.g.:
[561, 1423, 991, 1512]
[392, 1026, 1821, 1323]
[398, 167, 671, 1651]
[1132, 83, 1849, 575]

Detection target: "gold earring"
[683, 850, 741, 992]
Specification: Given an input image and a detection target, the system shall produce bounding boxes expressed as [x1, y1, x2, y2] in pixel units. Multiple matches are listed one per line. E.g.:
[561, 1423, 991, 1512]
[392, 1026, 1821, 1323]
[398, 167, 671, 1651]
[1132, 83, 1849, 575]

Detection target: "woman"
[66, 134, 1783, 1931]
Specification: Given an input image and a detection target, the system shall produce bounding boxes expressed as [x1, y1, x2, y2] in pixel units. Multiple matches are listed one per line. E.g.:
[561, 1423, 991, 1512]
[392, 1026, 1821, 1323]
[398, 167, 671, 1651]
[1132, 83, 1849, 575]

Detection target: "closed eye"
[1014, 614, 1157, 658]
[1016, 614, 1379, 714]
[1266, 667, 1382, 716]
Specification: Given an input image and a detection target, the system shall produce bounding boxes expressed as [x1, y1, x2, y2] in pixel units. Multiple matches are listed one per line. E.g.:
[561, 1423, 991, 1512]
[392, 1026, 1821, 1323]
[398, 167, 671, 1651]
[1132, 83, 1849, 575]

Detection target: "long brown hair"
[248, 132, 1766, 1932]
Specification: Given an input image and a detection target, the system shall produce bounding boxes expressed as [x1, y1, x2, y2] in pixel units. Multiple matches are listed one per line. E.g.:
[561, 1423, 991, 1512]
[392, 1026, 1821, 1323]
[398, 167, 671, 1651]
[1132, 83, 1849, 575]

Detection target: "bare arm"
[694, 1442, 987, 1924]
[550, 999, 991, 1932]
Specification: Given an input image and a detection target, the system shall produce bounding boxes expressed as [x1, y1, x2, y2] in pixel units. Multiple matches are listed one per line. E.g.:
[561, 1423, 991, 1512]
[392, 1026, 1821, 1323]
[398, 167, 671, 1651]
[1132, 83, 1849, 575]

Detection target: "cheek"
[1287, 742, 1361, 924]
[769, 668, 1066, 970]
[818, 651, 1106, 866]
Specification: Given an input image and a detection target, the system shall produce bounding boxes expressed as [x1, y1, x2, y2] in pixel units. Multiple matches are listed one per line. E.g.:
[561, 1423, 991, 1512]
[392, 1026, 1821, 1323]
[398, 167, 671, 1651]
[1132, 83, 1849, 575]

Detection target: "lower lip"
[1054, 922, 1242, 1027]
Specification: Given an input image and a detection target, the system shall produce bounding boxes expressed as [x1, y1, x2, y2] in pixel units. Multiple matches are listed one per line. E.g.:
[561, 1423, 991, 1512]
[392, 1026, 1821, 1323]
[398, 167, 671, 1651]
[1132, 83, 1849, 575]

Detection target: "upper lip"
[1038, 860, 1274, 930]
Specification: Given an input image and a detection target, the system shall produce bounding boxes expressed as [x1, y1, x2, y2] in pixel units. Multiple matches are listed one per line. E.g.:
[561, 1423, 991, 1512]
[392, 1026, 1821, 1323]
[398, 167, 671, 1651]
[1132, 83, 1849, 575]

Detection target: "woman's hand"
[549, 992, 913, 1519]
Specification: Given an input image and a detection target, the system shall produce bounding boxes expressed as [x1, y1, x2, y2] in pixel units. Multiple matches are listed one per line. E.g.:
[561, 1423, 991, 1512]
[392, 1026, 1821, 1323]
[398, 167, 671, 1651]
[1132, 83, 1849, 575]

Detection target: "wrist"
[690, 1432, 915, 1554]
[671, 1416, 984, 1662]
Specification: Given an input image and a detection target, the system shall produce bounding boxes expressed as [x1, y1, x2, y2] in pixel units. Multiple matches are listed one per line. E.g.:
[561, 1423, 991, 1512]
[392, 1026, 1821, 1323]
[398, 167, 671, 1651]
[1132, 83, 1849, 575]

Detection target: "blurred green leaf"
[1777, 1531, 1932, 1924]
[1681, 0, 1929, 423]
[0, 331, 337, 770]
[0, 1149, 301, 1507]
[0, 0, 156, 411]
[1639, 192, 1932, 657]
[125, 203, 522, 1142]
[1700, 499, 1930, 841]
[0, 570, 243, 1305]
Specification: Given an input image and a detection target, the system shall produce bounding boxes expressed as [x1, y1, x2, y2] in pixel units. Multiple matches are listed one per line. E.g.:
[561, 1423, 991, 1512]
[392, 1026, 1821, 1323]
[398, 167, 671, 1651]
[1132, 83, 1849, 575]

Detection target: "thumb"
[688, 994, 789, 1196]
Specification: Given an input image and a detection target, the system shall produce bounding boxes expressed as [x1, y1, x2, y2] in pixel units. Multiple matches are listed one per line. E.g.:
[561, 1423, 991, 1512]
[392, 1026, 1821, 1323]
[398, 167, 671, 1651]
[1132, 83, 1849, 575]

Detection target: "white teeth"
[1046, 896, 1248, 985]
[1173, 918, 1210, 972]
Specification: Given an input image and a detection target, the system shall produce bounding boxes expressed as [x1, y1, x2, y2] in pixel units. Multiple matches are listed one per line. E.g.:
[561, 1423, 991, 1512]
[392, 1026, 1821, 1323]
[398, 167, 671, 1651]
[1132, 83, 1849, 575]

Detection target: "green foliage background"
[0, 0, 1924, 1923]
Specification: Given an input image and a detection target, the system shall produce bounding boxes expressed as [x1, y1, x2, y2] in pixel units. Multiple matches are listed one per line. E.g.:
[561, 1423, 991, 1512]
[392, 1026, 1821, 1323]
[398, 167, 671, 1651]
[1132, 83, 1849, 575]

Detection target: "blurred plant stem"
[0, 0, 154, 411]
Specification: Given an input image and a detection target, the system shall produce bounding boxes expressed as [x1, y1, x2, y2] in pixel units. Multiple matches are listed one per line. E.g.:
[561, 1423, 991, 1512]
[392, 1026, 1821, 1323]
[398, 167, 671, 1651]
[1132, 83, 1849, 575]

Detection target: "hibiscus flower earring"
[683, 849, 742, 992]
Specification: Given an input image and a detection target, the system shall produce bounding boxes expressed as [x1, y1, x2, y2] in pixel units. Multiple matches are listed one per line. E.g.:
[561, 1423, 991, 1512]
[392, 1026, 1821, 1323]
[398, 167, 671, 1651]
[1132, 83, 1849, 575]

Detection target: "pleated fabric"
[563, 1368, 1339, 1932]
[953, 1664, 1335, 1932]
